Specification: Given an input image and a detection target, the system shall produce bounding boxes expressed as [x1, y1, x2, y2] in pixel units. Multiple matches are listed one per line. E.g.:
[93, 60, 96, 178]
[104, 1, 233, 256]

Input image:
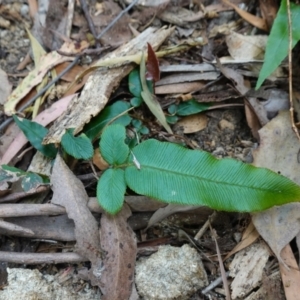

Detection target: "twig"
[287, 0, 300, 140]
[79, 0, 100, 48]
[96, 0, 139, 40]
[202, 271, 230, 294]
[0, 251, 87, 264]
[0, 57, 80, 133]
[209, 223, 231, 300]
[194, 211, 217, 240]
[0, 198, 102, 218]
[57, 46, 111, 57]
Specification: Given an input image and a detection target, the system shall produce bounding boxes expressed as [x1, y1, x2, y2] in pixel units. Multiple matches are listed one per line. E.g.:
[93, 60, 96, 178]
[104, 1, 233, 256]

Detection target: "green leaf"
[131, 119, 143, 130]
[129, 69, 142, 98]
[21, 172, 44, 192]
[140, 126, 149, 135]
[130, 97, 143, 107]
[13, 115, 57, 158]
[166, 115, 179, 124]
[140, 52, 173, 134]
[83, 101, 132, 140]
[97, 168, 126, 214]
[168, 104, 178, 115]
[174, 100, 211, 116]
[125, 139, 300, 212]
[1, 165, 27, 176]
[61, 129, 93, 160]
[0, 165, 25, 182]
[100, 124, 129, 165]
[256, 1, 300, 89]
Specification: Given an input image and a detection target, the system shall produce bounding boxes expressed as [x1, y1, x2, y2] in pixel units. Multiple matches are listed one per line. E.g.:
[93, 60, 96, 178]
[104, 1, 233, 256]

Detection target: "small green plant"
[13, 116, 94, 160]
[97, 124, 300, 214]
[10, 116, 300, 215]
[256, 0, 300, 89]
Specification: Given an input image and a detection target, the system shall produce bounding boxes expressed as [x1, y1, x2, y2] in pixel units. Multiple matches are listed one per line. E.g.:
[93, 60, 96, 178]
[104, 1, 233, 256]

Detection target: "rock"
[135, 244, 208, 300]
[218, 119, 235, 131]
[0, 268, 100, 300]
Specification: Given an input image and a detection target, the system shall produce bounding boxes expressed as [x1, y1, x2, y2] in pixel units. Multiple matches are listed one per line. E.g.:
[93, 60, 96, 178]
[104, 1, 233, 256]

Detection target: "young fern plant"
[97, 124, 300, 215]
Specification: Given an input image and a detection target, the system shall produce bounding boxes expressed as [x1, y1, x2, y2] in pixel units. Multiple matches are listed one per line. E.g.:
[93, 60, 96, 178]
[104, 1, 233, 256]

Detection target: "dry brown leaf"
[51, 154, 103, 281]
[222, 0, 268, 31]
[156, 72, 219, 86]
[224, 221, 259, 261]
[252, 204, 300, 266]
[252, 111, 300, 265]
[55, 62, 87, 83]
[176, 113, 208, 134]
[100, 204, 137, 300]
[4, 51, 73, 116]
[155, 81, 205, 94]
[226, 31, 267, 60]
[0, 68, 12, 105]
[279, 244, 300, 300]
[93, 148, 109, 170]
[43, 26, 174, 144]
[91, 0, 132, 47]
[125, 196, 166, 212]
[147, 204, 201, 229]
[216, 61, 268, 132]
[244, 102, 261, 140]
[259, 0, 278, 30]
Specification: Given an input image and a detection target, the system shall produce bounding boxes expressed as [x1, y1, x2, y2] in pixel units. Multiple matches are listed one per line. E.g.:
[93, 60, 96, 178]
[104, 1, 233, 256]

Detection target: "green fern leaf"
[125, 139, 300, 212]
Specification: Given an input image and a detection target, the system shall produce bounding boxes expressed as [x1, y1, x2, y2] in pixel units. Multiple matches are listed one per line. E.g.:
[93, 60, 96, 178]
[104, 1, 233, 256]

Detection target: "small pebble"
[20, 4, 29, 17]
[219, 119, 235, 130]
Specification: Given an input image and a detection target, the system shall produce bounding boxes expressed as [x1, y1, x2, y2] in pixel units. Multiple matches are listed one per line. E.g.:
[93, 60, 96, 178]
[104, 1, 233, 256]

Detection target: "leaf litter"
[2, 0, 300, 299]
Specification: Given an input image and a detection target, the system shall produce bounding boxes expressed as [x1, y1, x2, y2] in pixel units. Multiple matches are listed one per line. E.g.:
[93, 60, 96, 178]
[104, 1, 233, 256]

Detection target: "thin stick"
[0, 251, 86, 264]
[209, 223, 231, 300]
[79, 0, 100, 48]
[194, 211, 217, 240]
[287, 0, 300, 140]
